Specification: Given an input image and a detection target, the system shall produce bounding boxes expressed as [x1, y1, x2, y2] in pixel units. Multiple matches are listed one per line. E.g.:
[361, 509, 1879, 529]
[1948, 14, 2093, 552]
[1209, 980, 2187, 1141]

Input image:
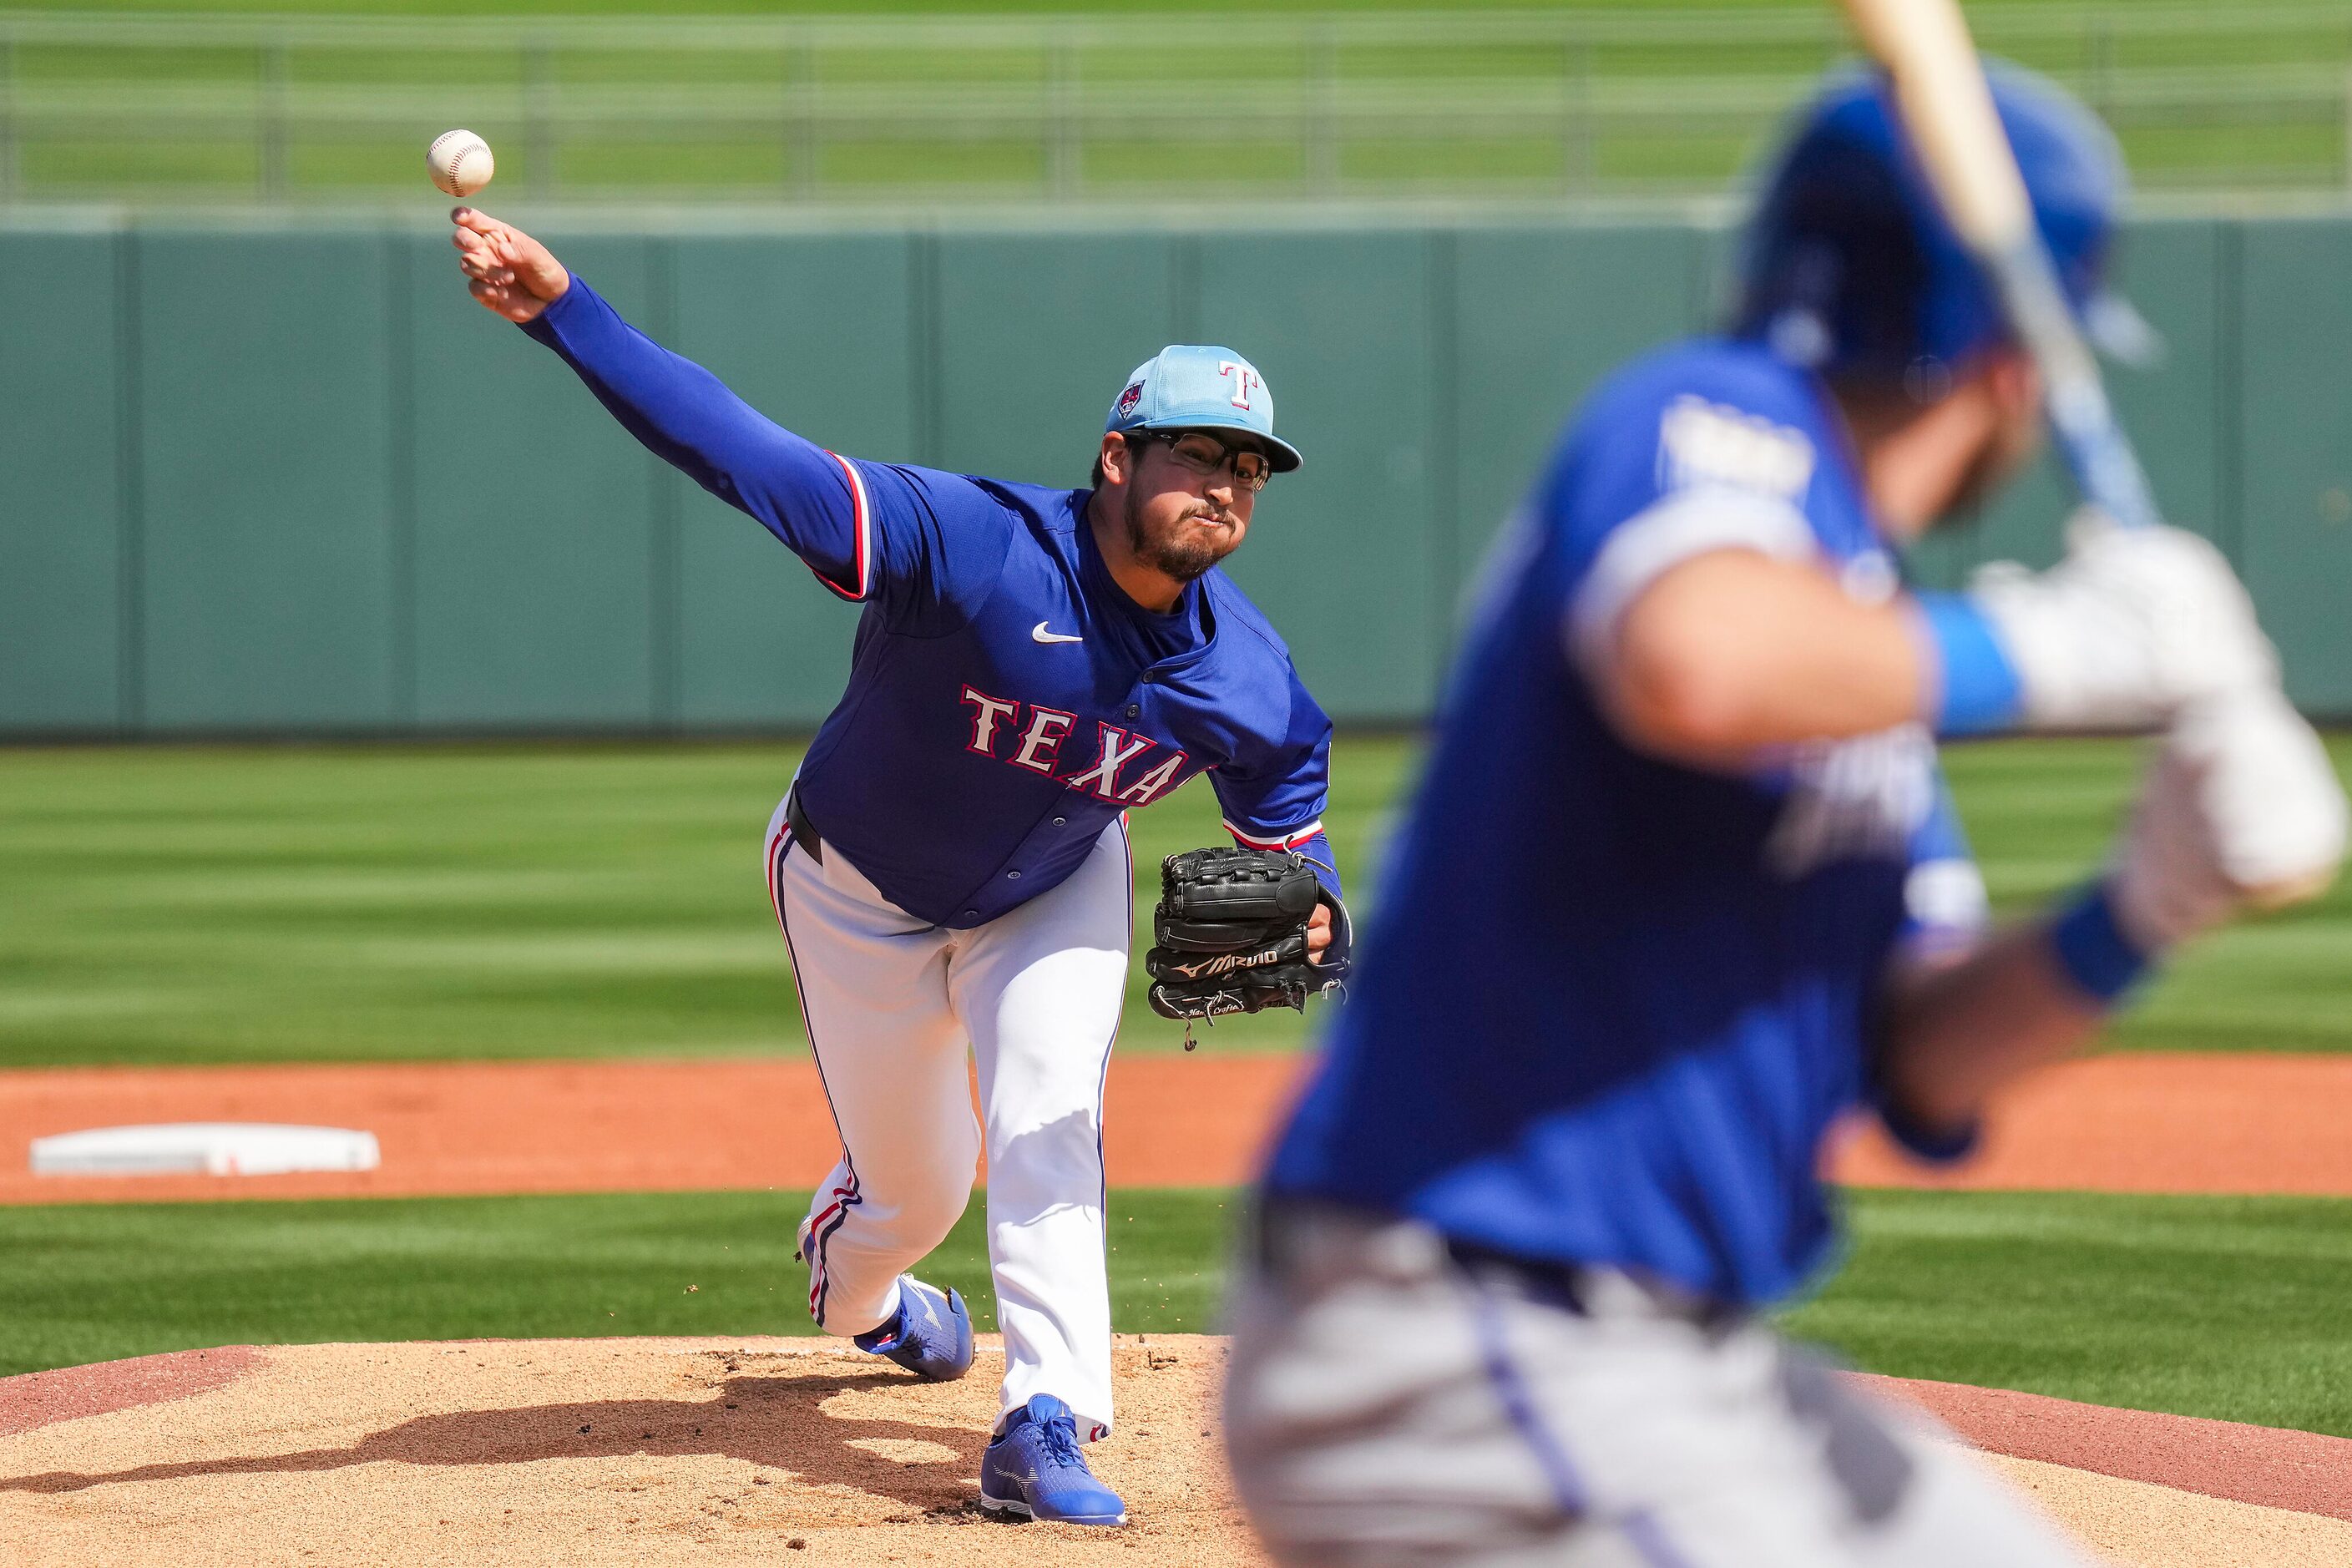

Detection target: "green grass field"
[1789, 1191, 2352, 1435]
[9, 0, 2352, 1439]
[0, 737, 1416, 1065]
[9, 1186, 2352, 1438]
[0, 1188, 1240, 1378]
[8, 734, 2352, 1430]
[0, 0, 2209, 19]
[5, 734, 2351, 1070]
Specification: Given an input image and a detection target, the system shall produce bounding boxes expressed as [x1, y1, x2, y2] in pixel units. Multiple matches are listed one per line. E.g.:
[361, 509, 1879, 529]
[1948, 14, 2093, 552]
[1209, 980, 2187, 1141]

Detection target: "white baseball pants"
[764, 795, 1130, 1440]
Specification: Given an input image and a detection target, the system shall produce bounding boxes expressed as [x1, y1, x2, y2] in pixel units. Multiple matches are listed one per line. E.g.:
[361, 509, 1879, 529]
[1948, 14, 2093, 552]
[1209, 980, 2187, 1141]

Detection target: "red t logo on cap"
[1218, 361, 1260, 411]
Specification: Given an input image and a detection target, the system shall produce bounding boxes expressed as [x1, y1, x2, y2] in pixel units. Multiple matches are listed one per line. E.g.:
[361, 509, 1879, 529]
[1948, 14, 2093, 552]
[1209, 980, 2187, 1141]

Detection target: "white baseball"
[427, 129, 496, 199]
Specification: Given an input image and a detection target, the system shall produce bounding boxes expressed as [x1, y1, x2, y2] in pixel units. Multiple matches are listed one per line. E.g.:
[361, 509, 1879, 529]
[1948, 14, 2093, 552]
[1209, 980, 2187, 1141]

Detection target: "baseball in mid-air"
[427, 129, 495, 198]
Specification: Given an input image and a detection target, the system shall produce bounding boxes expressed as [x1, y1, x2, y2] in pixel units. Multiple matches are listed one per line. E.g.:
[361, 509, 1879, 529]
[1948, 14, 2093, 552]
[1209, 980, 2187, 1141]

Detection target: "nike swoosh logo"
[1031, 621, 1083, 645]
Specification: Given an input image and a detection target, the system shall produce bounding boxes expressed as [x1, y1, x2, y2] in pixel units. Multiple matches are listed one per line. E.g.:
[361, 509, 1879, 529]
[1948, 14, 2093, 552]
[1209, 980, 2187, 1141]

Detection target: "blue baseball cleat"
[979, 1394, 1127, 1526]
[852, 1275, 974, 1383]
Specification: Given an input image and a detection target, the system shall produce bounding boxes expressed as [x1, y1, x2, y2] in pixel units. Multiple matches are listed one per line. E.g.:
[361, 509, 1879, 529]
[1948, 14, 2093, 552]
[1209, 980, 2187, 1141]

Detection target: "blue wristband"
[2048, 880, 2155, 1005]
[1914, 593, 2022, 736]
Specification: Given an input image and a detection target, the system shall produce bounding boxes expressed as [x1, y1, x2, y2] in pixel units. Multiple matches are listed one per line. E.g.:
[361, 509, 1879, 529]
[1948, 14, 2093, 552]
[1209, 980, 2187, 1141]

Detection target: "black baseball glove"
[1145, 847, 1351, 1040]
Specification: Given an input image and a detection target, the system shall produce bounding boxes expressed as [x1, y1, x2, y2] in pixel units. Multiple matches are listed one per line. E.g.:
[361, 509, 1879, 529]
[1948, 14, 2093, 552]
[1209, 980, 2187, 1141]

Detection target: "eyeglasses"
[1142, 430, 1273, 493]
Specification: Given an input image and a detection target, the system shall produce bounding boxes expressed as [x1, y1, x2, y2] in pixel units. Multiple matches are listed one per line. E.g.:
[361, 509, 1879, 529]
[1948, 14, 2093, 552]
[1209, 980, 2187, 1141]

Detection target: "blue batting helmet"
[1733, 63, 2152, 386]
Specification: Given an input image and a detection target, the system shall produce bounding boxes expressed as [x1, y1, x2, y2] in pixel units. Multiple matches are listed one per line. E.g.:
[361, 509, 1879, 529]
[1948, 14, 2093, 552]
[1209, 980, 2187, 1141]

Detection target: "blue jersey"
[1264, 338, 1984, 1308]
[526, 279, 1338, 928]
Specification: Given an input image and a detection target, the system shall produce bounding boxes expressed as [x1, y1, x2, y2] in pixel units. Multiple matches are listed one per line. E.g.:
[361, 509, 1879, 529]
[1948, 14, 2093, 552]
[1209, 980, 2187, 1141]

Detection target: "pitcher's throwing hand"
[449, 208, 567, 323]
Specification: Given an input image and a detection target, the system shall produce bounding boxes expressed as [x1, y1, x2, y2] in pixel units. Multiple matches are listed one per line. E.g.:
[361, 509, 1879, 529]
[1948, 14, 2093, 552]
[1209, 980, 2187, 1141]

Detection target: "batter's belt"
[1252, 1196, 1738, 1333]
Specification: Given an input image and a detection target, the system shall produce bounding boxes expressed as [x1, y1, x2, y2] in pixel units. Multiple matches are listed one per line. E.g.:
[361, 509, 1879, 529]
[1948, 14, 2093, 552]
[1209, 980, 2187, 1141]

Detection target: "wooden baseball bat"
[1834, 0, 2159, 529]
[1842, 2, 2350, 917]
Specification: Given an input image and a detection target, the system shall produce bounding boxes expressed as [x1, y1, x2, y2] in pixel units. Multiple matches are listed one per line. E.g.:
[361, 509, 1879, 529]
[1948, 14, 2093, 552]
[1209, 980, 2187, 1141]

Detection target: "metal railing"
[3, 6, 2351, 206]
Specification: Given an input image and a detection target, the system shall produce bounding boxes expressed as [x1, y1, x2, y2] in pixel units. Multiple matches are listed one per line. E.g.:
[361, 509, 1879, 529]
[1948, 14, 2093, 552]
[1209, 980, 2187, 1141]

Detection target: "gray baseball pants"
[1222, 1203, 2101, 1568]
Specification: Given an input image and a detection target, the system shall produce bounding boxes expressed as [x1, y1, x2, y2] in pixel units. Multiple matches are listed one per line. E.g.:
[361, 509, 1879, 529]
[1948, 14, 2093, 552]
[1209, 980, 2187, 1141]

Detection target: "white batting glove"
[1970, 512, 2278, 732]
[2110, 687, 2347, 953]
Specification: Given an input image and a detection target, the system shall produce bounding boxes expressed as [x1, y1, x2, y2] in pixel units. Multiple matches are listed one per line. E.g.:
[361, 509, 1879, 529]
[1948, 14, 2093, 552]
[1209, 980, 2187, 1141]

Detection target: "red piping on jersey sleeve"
[1224, 817, 1326, 852]
[809, 451, 873, 602]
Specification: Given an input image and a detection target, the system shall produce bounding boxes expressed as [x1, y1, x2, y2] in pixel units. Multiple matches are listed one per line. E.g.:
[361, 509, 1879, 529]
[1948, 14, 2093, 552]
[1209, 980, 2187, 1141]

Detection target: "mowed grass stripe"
[6, 734, 2352, 1064]
[0, 738, 1414, 1065]
[5, 1186, 2352, 1441]
[1791, 1188, 2352, 1438]
[6, 734, 2352, 1065]
[0, 1188, 1237, 1380]
[0, 0, 2198, 20]
[1940, 736, 2352, 1054]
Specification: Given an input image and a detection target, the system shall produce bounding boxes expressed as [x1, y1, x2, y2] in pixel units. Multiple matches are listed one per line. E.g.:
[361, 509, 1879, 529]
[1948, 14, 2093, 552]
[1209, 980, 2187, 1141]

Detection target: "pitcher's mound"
[0, 1333, 1262, 1567]
[9, 1334, 2352, 1567]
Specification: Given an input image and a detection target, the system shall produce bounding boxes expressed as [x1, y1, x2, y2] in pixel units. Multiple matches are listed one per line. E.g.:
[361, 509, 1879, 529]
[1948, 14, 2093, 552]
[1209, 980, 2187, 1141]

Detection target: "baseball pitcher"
[448, 210, 1348, 1527]
[1225, 67, 2347, 1566]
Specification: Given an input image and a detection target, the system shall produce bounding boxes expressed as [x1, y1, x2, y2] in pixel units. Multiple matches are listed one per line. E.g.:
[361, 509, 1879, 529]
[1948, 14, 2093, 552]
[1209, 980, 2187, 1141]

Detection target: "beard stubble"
[1123, 484, 1232, 584]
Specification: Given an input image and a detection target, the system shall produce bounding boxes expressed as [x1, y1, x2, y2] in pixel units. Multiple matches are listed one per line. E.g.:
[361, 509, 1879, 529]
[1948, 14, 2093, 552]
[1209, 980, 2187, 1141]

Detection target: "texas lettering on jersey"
[961, 685, 1196, 806]
[519, 276, 1335, 928]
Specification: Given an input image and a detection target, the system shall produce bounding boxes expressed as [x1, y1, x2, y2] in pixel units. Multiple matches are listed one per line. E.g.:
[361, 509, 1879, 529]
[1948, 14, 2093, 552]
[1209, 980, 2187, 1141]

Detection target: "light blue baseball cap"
[1106, 345, 1302, 473]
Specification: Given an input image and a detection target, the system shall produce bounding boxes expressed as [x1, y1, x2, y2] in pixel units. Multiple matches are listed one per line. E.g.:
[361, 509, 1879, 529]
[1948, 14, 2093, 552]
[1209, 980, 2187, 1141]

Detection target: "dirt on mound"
[1864, 1373, 2352, 1523]
[0, 1345, 259, 1439]
[8, 1338, 2352, 1566]
[0, 1335, 1261, 1567]
[1983, 1454, 2352, 1568]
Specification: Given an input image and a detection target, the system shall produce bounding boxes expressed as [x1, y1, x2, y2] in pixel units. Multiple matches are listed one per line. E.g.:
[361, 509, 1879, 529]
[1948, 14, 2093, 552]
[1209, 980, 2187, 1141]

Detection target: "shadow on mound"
[0, 1366, 988, 1513]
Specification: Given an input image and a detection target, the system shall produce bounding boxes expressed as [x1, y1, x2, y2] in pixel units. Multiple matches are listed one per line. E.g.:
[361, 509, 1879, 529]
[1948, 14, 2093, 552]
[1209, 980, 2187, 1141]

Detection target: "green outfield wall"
[4, 211, 2349, 736]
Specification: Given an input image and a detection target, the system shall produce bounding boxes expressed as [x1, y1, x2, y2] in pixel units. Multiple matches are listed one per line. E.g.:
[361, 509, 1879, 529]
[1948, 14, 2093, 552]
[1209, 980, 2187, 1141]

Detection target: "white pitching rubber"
[30, 1123, 382, 1177]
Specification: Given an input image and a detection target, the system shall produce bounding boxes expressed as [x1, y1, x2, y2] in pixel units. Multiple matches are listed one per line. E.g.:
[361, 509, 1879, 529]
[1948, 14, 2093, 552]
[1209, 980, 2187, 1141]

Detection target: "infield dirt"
[1, 1336, 1257, 1567]
[6, 1336, 2352, 1566]
[5, 1050, 2352, 1206]
[7, 1050, 2352, 1563]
